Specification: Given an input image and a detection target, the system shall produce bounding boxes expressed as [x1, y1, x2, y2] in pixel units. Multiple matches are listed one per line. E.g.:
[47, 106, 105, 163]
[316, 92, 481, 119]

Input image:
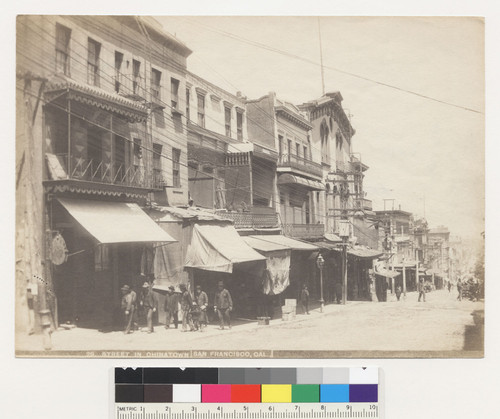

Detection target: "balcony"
[354, 198, 373, 211]
[277, 154, 323, 179]
[215, 210, 280, 230]
[335, 160, 355, 174]
[283, 223, 325, 240]
[47, 154, 163, 190]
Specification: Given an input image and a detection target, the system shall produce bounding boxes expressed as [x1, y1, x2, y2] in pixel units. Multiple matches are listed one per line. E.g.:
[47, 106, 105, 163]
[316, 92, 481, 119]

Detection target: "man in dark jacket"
[214, 280, 233, 330]
[121, 285, 137, 334]
[141, 281, 157, 333]
[179, 284, 194, 332]
[164, 285, 179, 329]
[300, 284, 310, 315]
[195, 285, 209, 331]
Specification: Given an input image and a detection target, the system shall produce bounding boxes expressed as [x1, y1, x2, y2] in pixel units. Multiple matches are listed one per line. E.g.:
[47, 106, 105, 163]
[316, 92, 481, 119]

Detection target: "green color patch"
[291, 385, 320, 403]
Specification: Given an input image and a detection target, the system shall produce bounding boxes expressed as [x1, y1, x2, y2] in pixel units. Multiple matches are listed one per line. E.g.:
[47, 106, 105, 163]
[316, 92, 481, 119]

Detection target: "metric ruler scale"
[115, 403, 380, 419]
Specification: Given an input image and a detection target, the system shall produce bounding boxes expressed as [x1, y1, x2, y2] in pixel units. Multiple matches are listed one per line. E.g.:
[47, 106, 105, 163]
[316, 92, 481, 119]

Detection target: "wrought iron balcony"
[50, 154, 161, 189]
[354, 198, 373, 211]
[277, 153, 323, 179]
[283, 223, 325, 239]
[215, 210, 280, 230]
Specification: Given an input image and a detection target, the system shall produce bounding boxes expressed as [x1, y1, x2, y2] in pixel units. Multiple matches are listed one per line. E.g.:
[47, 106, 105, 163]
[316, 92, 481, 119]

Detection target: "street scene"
[15, 16, 484, 357]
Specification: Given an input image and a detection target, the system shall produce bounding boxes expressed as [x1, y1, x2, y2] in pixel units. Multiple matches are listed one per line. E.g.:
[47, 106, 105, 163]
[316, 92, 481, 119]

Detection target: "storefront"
[49, 197, 175, 330]
[184, 223, 267, 319]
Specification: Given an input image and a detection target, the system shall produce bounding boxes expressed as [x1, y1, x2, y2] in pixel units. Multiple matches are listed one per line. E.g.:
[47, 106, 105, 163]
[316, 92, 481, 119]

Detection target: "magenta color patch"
[202, 384, 232, 403]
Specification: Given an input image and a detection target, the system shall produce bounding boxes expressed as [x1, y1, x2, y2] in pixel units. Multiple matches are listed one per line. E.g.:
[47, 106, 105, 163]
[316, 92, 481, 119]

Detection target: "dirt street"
[16, 290, 483, 356]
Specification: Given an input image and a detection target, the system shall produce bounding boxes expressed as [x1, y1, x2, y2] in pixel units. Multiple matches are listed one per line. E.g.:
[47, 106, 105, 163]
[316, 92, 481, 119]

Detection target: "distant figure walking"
[300, 284, 310, 314]
[418, 278, 426, 302]
[457, 281, 463, 301]
[214, 280, 233, 330]
[395, 285, 402, 301]
[121, 285, 137, 334]
[447, 281, 452, 293]
[335, 282, 343, 304]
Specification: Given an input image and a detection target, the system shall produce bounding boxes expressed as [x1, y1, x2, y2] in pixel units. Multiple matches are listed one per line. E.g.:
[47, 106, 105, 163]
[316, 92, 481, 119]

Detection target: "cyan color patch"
[320, 384, 350, 402]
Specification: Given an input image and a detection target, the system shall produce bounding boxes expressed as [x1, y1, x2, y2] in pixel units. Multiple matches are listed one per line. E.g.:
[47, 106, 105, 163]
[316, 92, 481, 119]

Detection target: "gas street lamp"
[316, 254, 325, 313]
[338, 220, 350, 305]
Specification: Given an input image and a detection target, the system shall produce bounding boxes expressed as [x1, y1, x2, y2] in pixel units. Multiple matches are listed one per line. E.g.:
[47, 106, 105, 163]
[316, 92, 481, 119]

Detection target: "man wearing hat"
[121, 285, 137, 334]
[141, 280, 157, 333]
[179, 283, 194, 332]
[164, 285, 179, 329]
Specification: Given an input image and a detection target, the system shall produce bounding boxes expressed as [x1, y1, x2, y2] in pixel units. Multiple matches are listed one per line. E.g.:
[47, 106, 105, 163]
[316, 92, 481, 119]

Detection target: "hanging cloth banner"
[261, 250, 291, 295]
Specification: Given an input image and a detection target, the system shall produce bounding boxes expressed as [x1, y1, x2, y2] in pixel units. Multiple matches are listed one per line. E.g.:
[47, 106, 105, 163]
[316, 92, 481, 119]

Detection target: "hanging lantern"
[50, 232, 68, 265]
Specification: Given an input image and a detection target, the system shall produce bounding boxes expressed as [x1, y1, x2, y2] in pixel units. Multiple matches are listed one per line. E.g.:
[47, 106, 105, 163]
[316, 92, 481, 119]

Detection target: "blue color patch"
[349, 384, 378, 402]
[320, 384, 349, 402]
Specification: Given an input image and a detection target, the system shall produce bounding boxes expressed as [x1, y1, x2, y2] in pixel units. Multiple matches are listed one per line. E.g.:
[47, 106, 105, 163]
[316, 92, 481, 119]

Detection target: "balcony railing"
[54, 154, 154, 189]
[278, 154, 323, 178]
[354, 198, 372, 211]
[215, 210, 280, 230]
[283, 223, 325, 239]
[335, 160, 355, 173]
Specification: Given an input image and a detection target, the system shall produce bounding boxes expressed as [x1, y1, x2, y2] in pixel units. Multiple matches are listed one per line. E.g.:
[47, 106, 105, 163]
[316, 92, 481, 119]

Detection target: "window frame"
[55, 23, 71, 76]
[197, 93, 206, 128]
[151, 67, 162, 101]
[172, 147, 181, 188]
[224, 106, 232, 138]
[170, 78, 180, 110]
[87, 38, 101, 87]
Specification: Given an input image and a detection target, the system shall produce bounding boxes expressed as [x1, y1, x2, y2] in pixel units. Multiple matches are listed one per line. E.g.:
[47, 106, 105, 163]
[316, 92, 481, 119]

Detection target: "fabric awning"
[248, 235, 319, 251]
[324, 233, 342, 243]
[57, 197, 176, 244]
[184, 224, 266, 273]
[374, 267, 401, 279]
[348, 247, 384, 259]
[243, 236, 290, 252]
[277, 174, 324, 191]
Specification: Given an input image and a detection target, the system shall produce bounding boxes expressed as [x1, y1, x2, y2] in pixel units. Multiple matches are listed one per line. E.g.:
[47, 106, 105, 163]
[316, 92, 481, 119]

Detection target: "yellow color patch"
[261, 385, 292, 403]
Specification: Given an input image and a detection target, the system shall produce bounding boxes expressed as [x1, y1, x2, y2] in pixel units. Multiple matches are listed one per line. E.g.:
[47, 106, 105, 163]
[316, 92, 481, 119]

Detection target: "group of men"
[120, 280, 233, 334]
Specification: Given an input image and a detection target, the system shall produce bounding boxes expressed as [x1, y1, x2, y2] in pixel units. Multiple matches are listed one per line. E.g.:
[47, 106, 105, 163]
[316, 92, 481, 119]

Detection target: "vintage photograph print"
[15, 16, 484, 358]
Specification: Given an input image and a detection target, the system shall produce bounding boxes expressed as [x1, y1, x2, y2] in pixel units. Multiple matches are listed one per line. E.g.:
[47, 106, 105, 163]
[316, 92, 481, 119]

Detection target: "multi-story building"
[185, 76, 280, 233]
[298, 92, 377, 245]
[16, 15, 192, 333]
[246, 92, 325, 241]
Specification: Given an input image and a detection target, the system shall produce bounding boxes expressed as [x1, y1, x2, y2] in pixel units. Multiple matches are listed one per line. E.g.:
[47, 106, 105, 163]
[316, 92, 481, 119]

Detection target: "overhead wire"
[17, 18, 368, 223]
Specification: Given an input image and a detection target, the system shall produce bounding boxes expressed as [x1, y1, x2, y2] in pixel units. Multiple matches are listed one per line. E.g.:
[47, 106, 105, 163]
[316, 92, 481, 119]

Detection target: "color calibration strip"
[115, 367, 378, 403]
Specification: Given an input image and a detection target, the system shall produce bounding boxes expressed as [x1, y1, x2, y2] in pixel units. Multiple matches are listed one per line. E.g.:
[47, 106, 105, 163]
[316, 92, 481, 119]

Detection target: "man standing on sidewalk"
[141, 281, 157, 333]
[214, 280, 233, 330]
[179, 284, 194, 332]
[121, 285, 137, 334]
[164, 286, 179, 329]
[195, 285, 209, 331]
[300, 284, 310, 314]
[418, 278, 426, 302]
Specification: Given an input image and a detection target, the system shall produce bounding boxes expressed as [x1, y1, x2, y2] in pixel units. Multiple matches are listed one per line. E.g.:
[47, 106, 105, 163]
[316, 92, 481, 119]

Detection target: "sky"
[157, 16, 485, 240]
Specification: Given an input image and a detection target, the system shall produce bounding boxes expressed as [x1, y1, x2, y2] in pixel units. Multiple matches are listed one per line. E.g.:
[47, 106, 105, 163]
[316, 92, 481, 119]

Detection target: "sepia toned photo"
[15, 15, 485, 358]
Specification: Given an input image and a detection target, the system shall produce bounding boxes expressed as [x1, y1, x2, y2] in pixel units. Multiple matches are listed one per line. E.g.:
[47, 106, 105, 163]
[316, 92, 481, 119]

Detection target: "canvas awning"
[374, 267, 401, 279]
[348, 247, 384, 259]
[242, 236, 290, 252]
[248, 235, 319, 251]
[277, 174, 324, 191]
[57, 197, 176, 244]
[184, 224, 266, 273]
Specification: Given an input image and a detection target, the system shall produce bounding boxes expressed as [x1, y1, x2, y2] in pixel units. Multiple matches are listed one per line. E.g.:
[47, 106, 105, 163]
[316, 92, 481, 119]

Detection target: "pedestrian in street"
[457, 280, 463, 301]
[141, 281, 157, 333]
[214, 280, 233, 330]
[335, 281, 343, 304]
[381, 279, 388, 302]
[395, 284, 402, 301]
[447, 281, 452, 293]
[300, 284, 310, 314]
[418, 278, 426, 302]
[194, 285, 209, 331]
[164, 285, 179, 329]
[179, 284, 194, 332]
[120, 285, 137, 334]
